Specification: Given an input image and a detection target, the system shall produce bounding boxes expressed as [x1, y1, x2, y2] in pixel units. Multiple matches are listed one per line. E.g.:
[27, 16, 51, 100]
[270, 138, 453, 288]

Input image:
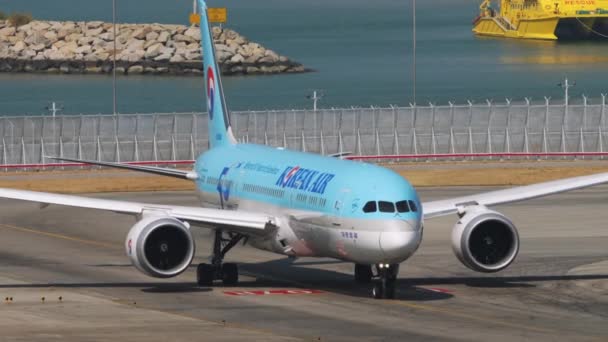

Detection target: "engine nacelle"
[125, 215, 195, 278]
[451, 205, 519, 273]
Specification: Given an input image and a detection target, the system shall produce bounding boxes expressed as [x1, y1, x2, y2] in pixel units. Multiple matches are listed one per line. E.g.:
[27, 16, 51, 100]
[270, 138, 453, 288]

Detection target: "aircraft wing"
[47, 157, 198, 180]
[422, 172, 608, 219]
[0, 188, 277, 237]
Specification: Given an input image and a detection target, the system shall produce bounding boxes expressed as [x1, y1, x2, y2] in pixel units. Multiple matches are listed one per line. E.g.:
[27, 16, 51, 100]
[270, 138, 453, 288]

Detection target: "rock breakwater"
[0, 20, 306, 75]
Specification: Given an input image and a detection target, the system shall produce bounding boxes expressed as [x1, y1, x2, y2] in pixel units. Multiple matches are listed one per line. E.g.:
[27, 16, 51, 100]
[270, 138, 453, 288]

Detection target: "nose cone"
[379, 221, 422, 263]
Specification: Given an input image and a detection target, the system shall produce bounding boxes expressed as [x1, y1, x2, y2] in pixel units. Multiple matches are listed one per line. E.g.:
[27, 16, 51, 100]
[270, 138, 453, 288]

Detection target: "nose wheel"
[371, 263, 399, 299]
[196, 230, 244, 287]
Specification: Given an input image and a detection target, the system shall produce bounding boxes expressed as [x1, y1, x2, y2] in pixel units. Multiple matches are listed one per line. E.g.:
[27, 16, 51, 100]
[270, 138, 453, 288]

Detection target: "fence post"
[59, 136, 64, 169]
[431, 127, 437, 160]
[171, 135, 176, 165]
[449, 101, 455, 127]
[430, 102, 436, 128]
[320, 131, 326, 155]
[468, 127, 474, 160]
[505, 98, 512, 127]
[115, 135, 121, 163]
[412, 128, 418, 158]
[560, 125, 567, 158]
[487, 99, 493, 128]
[599, 126, 604, 160]
[523, 126, 529, 159]
[21, 137, 26, 170]
[601, 94, 606, 128]
[153, 135, 158, 162]
[542, 127, 548, 160]
[356, 129, 362, 156]
[338, 130, 344, 155]
[301, 130, 307, 153]
[467, 100, 473, 127]
[579, 127, 585, 159]
[449, 128, 455, 158]
[582, 94, 588, 129]
[375, 129, 381, 157]
[189, 134, 195, 160]
[393, 129, 399, 155]
[40, 138, 45, 170]
[544, 96, 551, 128]
[134, 136, 140, 162]
[2, 138, 6, 172]
[504, 127, 511, 160]
[264, 132, 269, 146]
[409, 103, 416, 128]
[524, 97, 531, 128]
[486, 127, 492, 158]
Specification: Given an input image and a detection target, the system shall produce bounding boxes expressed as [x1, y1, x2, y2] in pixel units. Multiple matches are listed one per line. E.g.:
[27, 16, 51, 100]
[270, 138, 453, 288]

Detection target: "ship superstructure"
[473, 0, 608, 40]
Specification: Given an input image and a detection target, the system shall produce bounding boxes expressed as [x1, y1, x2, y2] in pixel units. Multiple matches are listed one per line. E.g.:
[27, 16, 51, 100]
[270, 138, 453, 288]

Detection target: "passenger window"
[378, 201, 395, 213]
[408, 200, 418, 212]
[362, 201, 377, 213]
[396, 201, 410, 213]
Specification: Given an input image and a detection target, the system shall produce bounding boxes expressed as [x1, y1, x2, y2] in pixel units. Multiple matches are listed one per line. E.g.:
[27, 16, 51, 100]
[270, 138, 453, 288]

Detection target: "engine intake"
[126, 215, 195, 278]
[451, 205, 519, 273]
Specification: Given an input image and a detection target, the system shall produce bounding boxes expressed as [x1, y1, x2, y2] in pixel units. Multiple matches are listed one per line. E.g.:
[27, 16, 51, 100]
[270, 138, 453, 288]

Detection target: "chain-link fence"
[2, 98, 608, 168]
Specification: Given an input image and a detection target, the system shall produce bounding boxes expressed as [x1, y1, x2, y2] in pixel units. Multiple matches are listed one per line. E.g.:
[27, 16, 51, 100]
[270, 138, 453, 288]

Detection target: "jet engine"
[451, 205, 519, 273]
[125, 215, 195, 278]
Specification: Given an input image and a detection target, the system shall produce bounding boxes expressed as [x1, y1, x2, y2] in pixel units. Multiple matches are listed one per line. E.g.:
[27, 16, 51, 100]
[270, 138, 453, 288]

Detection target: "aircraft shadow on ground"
[0, 282, 211, 293]
[239, 258, 608, 301]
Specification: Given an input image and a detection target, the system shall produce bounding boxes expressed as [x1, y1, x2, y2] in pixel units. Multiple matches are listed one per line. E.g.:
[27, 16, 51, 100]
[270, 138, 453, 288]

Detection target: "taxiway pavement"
[0, 188, 607, 341]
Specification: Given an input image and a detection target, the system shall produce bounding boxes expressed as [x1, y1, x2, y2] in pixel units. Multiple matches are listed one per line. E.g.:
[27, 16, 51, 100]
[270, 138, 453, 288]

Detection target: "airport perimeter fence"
[2, 97, 608, 170]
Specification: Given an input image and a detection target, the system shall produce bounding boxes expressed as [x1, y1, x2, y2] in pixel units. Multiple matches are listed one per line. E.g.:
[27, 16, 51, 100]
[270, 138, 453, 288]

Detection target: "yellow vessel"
[473, 0, 608, 40]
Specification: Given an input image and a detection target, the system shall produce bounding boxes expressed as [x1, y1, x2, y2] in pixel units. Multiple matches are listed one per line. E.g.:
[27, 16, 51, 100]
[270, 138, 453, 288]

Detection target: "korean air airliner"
[3, 0, 608, 299]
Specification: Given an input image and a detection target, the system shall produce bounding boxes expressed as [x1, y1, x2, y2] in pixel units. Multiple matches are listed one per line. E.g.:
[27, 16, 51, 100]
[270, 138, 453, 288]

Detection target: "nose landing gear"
[196, 230, 244, 287]
[372, 264, 399, 299]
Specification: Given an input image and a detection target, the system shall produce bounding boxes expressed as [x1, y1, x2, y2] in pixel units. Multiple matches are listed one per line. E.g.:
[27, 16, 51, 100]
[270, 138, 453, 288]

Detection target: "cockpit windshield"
[362, 200, 418, 214]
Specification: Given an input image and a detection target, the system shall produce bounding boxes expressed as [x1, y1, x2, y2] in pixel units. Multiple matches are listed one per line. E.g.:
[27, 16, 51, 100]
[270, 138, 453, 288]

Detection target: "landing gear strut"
[197, 230, 244, 286]
[371, 264, 399, 299]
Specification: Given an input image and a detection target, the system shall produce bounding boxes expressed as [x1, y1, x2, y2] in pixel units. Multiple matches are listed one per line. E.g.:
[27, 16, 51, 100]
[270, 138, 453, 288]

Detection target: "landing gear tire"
[354, 264, 373, 283]
[196, 230, 245, 287]
[371, 264, 399, 299]
[196, 263, 215, 286]
[222, 263, 239, 286]
[372, 282, 384, 299]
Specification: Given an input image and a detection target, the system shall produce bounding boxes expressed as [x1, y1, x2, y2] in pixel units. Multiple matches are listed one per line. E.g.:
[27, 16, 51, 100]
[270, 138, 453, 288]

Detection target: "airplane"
[2, 0, 608, 299]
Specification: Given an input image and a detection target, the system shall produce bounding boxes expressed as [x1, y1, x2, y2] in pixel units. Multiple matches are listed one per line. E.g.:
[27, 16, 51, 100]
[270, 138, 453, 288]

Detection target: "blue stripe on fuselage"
[194, 144, 422, 221]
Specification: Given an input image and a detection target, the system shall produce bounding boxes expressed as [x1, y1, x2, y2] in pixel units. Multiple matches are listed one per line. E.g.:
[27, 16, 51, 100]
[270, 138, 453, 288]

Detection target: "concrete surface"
[0, 188, 607, 341]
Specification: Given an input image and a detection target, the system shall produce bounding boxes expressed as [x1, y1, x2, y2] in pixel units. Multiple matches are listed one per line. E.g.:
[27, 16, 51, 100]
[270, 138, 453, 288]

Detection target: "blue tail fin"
[199, 0, 236, 148]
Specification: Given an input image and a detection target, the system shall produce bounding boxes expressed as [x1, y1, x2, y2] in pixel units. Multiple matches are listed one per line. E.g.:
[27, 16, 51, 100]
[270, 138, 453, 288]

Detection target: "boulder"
[21, 49, 37, 59]
[174, 34, 195, 43]
[31, 21, 51, 31]
[44, 31, 58, 42]
[30, 44, 46, 52]
[78, 36, 96, 45]
[86, 27, 104, 37]
[144, 43, 163, 59]
[169, 54, 184, 63]
[87, 21, 104, 29]
[145, 31, 159, 41]
[60, 41, 79, 55]
[230, 53, 244, 64]
[56, 29, 70, 40]
[125, 39, 145, 52]
[0, 26, 16, 37]
[99, 32, 114, 41]
[115, 66, 126, 74]
[184, 26, 201, 40]
[75, 45, 92, 54]
[11, 41, 26, 53]
[246, 66, 259, 74]
[157, 31, 170, 43]
[216, 50, 232, 63]
[154, 53, 171, 62]
[127, 65, 144, 74]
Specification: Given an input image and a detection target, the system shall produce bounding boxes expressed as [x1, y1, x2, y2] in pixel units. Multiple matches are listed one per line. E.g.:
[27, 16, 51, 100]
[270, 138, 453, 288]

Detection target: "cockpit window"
[408, 200, 418, 212]
[378, 201, 395, 213]
[396, 201, 410, 213]
[362, 201, 377, 213]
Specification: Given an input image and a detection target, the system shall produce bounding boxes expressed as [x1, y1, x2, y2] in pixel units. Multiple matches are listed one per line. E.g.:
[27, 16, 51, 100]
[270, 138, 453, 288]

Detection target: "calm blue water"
[0, 0, 607, 115]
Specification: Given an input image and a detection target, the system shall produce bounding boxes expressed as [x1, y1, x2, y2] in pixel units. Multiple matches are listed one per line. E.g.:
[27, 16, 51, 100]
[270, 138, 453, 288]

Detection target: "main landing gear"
[197, 230, 244, 287]
[355, 263, 399, 299]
